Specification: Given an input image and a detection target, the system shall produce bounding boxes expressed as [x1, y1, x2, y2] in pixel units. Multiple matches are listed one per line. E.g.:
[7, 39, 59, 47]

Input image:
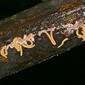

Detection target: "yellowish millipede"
[57, 38, 68, 48]
[44, 30, 56, 46]
[0, 45, 8, 59]
[21, 39, 35, 48]
[12, 37, 23, 56]
[76, 24, 85, 41]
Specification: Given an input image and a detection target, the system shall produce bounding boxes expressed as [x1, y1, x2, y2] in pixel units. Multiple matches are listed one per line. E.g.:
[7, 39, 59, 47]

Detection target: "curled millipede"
[76, 24, 85, 41]
[21, 39, 35, 48]
[0, 34, 35, 59]
[0, 45, 8, 59]
[44, 30, 56, 46]
[12, 37, 23, 56]
[57, 38, 68, 48]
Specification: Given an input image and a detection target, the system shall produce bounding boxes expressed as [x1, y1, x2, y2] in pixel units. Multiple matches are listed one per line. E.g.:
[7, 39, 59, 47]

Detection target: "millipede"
[0, 0, 85, 79]
[0, 0, 85, 60]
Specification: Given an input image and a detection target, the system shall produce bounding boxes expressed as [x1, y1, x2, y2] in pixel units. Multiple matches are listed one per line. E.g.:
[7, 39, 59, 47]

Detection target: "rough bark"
[0, 0, 84, 79]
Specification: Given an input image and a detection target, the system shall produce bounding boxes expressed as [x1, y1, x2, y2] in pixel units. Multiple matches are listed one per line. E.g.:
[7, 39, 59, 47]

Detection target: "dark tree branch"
[0, 0, 84, 79]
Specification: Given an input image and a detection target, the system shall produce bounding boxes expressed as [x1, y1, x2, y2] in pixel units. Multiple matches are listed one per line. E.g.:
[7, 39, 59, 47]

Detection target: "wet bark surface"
[0, 0, 84, 79]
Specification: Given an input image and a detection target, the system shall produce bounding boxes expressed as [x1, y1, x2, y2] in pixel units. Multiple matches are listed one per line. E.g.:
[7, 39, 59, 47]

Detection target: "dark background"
[0, 0, 42, 20]
[0, 0, 84, 84]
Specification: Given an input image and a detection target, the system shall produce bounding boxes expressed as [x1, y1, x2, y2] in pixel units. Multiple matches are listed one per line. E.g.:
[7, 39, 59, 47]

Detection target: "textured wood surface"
[0, 0, 85, 79]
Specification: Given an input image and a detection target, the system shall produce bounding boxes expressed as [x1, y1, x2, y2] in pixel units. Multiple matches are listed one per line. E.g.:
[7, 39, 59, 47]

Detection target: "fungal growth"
[0, 1, 85, 62]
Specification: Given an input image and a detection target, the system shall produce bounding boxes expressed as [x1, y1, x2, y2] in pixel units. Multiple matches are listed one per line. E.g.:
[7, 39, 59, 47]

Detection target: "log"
[0, 0, 85, 79]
